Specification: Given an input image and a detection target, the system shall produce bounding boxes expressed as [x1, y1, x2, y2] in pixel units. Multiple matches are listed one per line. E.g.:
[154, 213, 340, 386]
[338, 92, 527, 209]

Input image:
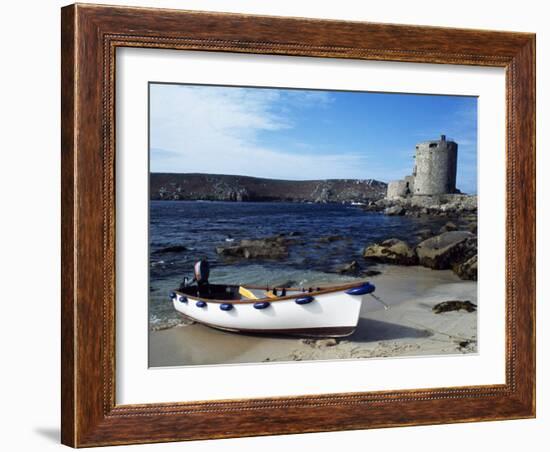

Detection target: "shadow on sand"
[195, 316, 432, 344]
[347, 317, 432, 343]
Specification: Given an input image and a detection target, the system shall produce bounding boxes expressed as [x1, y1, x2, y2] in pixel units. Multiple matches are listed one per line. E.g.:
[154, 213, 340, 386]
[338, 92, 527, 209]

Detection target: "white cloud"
[149, 84, 365, 180]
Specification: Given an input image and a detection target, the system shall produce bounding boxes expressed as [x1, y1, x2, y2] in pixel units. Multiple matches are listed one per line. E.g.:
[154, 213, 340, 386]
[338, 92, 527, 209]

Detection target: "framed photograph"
[61, 3, 536, 447]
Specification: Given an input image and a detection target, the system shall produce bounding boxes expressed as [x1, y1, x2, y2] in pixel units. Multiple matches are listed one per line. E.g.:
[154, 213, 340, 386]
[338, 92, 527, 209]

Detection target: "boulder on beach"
[415, 231, 476, 270]
[302, 338, 339, 347]
[433, 300, 477, 314]
[316, 338, 339, 347]
[363, 269, 382, 277]
[363, 238, 418, 265]
[335, 260, 382, 276]
[216, 235, 290, 260]
[454, 254, 478, 281]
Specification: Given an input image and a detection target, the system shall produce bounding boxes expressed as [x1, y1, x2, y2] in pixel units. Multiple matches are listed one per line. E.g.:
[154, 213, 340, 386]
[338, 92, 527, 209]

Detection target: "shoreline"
[149, 264, 477, 367]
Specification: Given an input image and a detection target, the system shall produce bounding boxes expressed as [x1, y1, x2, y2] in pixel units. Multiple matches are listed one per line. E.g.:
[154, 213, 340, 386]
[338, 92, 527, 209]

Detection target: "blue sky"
[150, 83, 478, 194]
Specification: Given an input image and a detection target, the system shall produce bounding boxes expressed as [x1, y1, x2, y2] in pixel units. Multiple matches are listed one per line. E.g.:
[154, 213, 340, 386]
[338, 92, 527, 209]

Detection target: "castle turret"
[412, 135, 458, 195]
[387, 175, 415, 199]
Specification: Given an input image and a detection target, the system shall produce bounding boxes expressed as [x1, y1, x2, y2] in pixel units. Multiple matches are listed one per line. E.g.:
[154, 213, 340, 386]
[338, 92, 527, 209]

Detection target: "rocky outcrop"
[363, 238, 418, 265]
[363, 231, 478, 280]
[151, 173, 387, 203]
[216, 235, 294, 260]
[415, 231, 476, 270]
[367, 194, 477, 217]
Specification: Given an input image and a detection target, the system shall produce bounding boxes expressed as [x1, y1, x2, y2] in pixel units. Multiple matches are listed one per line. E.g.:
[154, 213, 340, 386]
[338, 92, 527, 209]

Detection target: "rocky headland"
[150, 173, 387, 203]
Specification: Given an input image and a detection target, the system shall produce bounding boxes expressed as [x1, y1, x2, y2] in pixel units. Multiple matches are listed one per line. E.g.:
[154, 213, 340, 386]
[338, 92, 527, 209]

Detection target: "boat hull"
[172, 290, 366, 337]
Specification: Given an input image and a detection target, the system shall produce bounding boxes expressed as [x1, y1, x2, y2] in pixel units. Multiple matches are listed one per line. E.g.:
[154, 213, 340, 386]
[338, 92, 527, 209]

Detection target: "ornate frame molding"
[61, 4, 535, 447]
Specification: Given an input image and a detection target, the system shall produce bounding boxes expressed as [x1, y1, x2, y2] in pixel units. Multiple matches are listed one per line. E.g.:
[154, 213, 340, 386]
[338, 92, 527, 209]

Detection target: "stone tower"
[412, 135, 458, 195]
[385, 135, 458, 199]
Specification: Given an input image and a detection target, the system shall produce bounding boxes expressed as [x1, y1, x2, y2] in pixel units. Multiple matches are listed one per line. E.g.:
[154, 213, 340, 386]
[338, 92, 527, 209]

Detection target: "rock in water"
[439, 221, 458, 233]
[415, 231, 476, 270]
[216, 236, 290, 260]
[337, 260, 361, 275]
[415, 228, 433, 241]
[384, 205, 405, 216]
[363, 238, 418, 265]
[317, 235, 345, 243]
[433, 300, 477, 314]
[152, 245, 188, 254]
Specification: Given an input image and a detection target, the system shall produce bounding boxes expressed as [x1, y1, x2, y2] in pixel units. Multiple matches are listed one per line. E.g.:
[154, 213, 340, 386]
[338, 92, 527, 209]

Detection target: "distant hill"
[150, 173, 387, 203]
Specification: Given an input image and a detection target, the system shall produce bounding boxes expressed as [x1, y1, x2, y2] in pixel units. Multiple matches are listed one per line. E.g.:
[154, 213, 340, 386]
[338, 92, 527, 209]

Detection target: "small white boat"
[170, 280, 378, 337]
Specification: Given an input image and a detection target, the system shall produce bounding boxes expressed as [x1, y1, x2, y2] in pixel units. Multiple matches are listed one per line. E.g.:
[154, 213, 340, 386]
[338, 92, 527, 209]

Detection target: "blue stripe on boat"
[253, 301, 271, 309]
[220, 303, 233, 311]
[345, 283, 376, 296]
[179, 296, 188, 303]
[196, 300, 207, 308]
[295, 296, 315, 305]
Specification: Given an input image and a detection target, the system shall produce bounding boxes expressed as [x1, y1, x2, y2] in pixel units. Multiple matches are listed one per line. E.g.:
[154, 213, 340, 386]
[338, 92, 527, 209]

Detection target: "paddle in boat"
[170, 260, 388, 337]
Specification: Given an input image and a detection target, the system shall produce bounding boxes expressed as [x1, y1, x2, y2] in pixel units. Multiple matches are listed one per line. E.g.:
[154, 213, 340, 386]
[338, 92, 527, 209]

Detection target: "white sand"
[148, 264, 477, 367]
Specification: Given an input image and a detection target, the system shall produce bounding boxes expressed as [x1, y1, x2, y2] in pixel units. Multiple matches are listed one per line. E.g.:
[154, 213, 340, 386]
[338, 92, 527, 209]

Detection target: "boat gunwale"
[174, 280, 371, 304]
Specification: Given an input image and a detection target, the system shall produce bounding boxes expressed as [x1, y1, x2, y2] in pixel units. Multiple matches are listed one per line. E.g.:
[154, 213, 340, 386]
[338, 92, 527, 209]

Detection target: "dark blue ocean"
[149, 201, 448, 329]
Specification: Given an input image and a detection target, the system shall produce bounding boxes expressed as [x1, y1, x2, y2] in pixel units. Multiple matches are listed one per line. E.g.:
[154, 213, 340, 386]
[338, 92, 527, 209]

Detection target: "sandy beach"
[149, 264, 477, 367]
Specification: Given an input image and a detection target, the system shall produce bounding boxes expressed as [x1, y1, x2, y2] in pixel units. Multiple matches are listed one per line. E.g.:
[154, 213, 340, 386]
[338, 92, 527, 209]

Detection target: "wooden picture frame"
[61, 3, 536, 447]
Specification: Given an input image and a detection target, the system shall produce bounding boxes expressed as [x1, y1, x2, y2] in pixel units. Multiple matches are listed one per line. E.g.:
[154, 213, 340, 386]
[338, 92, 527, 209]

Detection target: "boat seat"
[238, 286, 261, 300]
[239, 286, 286, 300]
